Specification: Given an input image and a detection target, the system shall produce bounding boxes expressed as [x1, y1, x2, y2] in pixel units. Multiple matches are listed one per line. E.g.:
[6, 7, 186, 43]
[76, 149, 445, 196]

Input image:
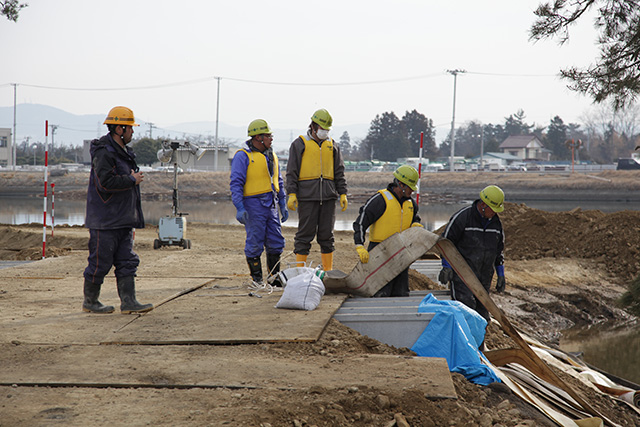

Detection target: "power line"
[2, 72, 446, 92]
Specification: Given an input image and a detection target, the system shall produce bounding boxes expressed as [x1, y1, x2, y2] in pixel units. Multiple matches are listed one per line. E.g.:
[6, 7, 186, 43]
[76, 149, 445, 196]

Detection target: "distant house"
[499, 135, 550, 161]
[470, 152, 521, 168]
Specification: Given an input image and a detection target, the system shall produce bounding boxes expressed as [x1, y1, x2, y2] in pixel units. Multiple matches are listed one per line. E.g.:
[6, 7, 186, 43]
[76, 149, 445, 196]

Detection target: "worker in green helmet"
[438, 185, 506, 325]
[352, 165, 423, 297]
[285, 108, 348, 272]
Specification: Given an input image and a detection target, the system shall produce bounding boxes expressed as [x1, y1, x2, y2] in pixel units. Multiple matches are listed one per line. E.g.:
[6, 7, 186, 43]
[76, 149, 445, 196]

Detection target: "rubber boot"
[321, 252, 334, 271]
[117, 276, 154, 314]
[82, 279, 115, 313]
[295, 253, 308, 267]
[266, 252, 283, 287]
[246, 256, 263, 283]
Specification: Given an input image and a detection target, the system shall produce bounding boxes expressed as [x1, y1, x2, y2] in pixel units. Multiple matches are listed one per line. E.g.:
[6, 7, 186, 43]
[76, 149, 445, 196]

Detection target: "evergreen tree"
[362, 112, 406, 161]
[504, 109, 533, 136]
[133, 138, 163, 166]
[338, 131, 352, 158]
[530, 0, 640, 109]
[545, 116, 568, 159]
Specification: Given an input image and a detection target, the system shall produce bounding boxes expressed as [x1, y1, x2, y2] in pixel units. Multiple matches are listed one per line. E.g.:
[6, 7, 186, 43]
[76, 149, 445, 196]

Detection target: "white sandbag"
[275, 270, 325, 311]
[278, 267, 325, 287]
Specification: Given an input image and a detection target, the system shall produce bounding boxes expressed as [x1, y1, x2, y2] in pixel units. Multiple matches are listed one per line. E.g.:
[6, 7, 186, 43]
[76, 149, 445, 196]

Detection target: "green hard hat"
[479, 185, 505, 212]
[248, 119, 272, 136]
[311, 109, 333, 130]
[393, 165, 419, 191]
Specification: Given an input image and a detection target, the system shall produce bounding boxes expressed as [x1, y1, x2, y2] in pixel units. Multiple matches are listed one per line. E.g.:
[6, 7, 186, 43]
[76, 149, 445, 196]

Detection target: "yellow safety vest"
[238, 148, 280, 196]
[369, 189, 414, 242]
[298, 135, 334, 181]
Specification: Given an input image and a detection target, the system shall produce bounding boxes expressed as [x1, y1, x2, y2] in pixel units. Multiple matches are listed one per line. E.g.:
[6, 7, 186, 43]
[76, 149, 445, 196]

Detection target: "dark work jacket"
[441, 200, 504, 286]
[85, 134, 144, 230]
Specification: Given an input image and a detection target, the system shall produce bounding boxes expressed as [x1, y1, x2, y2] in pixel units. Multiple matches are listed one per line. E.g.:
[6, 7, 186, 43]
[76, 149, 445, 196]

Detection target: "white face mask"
[316, 129, 330, 140]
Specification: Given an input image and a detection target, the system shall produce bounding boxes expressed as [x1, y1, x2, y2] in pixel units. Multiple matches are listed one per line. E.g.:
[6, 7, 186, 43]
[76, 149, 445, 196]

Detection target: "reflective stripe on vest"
[239, 149, 280, 196]
[298, 135, 334, 181]
[369, 189, 414, 242]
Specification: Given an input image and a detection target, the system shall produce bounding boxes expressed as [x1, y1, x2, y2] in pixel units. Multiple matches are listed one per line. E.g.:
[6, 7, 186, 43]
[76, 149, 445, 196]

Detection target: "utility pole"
[12, 83, 17, 171]
[447, 69, 465, 172]
[49, 124, 58, 156]
[214, 76, 221, 172]
[147, 122, 155, 138]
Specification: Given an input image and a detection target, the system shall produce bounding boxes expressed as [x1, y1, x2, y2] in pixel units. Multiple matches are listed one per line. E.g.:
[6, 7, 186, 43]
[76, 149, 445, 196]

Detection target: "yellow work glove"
[356, 245, 369, 264]
[340, 194, 348, 212]
[411, 222, 424, 228]
[287, 193, 298, 211]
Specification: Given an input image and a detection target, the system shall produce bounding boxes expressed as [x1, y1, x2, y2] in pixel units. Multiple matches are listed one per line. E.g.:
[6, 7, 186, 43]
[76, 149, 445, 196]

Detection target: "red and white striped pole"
[417, 131, 424, 204]
[42, 120, 49, 259]
[51, 183, 55, 236]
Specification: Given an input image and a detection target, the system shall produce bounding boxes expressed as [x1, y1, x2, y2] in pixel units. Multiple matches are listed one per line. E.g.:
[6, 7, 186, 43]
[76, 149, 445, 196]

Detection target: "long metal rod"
[214, 76, 220, 171]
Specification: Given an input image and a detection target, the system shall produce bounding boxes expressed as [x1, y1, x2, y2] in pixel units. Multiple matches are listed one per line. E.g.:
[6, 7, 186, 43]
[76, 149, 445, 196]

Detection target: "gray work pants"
[294, 200, 336, 255]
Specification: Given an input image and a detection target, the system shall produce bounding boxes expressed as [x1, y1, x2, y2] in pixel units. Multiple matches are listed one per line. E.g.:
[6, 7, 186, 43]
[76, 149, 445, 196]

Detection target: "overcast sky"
[0, 0, 600, 145]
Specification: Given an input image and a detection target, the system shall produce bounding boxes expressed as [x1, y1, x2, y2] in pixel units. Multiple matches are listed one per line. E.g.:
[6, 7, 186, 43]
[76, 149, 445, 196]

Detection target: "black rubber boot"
[246, 256, 263, 283]
[266, 252, 283, 287]
[82, 279, 115, 313]
[117, 276, 153, 314]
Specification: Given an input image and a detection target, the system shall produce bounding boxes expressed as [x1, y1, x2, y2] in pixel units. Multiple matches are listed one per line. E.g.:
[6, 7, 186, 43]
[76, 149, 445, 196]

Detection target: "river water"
[1, 196, 639, 384]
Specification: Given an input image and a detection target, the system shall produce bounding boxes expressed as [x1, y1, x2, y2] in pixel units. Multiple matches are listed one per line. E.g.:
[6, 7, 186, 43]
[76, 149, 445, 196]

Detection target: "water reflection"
[560, 329, 640, 385]
[0, 197, 463, 231]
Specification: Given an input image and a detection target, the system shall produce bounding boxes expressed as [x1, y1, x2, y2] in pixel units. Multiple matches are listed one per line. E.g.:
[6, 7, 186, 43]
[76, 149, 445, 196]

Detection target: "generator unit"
[153, 140, 204, 250]
[154, 215, 190, 249]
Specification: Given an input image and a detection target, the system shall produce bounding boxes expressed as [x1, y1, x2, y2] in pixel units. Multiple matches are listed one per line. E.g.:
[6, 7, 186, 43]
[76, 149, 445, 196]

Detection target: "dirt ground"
[1, 170, 640, 426]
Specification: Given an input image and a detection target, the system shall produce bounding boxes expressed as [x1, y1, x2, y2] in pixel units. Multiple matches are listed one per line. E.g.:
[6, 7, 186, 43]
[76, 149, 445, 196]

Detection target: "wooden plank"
[0, 344, 457, 399]
[104, 291, 347, 345]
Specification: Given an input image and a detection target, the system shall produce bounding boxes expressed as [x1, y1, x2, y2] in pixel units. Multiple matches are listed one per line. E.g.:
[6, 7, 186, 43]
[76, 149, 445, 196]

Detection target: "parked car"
[508, 163, 527, 171]
[616, 158, 640, 170]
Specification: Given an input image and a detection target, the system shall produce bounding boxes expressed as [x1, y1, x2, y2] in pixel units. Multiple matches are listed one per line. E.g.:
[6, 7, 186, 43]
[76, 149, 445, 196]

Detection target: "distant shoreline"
[2, 170, 640, 203]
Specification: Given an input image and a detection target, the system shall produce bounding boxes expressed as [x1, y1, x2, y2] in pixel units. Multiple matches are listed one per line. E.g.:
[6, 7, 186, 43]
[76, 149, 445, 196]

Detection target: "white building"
[0, 128, 12, 167]
[499, 135, 550, 161]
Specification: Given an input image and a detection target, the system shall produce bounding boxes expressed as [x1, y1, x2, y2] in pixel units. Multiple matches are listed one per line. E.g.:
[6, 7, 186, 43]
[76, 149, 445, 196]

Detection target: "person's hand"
[131, 169, 144, 185]
[340, 194, 348, 212]
[496, 276, 506, 293]
[287, 194, 298, 211]
[411, 222, 424, 228]
[438, 267, 453, 284]
[236, 208, 249, 224]
[278, 198, 289, 222]
[356, 245, 369, 263]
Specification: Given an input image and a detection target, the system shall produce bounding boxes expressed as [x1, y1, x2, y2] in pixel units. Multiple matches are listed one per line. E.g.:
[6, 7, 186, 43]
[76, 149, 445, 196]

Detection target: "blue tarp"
[410, 293, 501, 385]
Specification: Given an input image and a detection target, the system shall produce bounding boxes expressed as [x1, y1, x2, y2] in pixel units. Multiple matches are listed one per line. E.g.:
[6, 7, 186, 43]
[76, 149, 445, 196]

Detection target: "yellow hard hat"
[479, 185, 505, 212]
[311, 108, 333, 130]
[248, 119, 272, 136]
[393, 165, 419, 191]
[103, 106, 139, 126]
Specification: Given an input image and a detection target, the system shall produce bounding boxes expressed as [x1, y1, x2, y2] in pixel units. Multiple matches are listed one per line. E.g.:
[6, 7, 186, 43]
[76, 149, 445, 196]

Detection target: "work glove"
[340, 194, 348, 212]
[496, 276, 506, 293]
[235, 208, 249, 225]
[411, 222, 424, 228]
[356, 245, 369, 264]
[287, 193, 298, 211]
[438, 267, 453, 284]
[278, 197, 289, 222]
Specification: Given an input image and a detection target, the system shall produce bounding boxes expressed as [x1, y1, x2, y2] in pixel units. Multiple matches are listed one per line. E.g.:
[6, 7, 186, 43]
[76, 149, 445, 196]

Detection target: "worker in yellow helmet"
[352, 165, 423, 297]
[230, 119, 287, 286]
[439, 185, 506, 325]
[285, 108, 348, 271]
[83, 106, 153, 314]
